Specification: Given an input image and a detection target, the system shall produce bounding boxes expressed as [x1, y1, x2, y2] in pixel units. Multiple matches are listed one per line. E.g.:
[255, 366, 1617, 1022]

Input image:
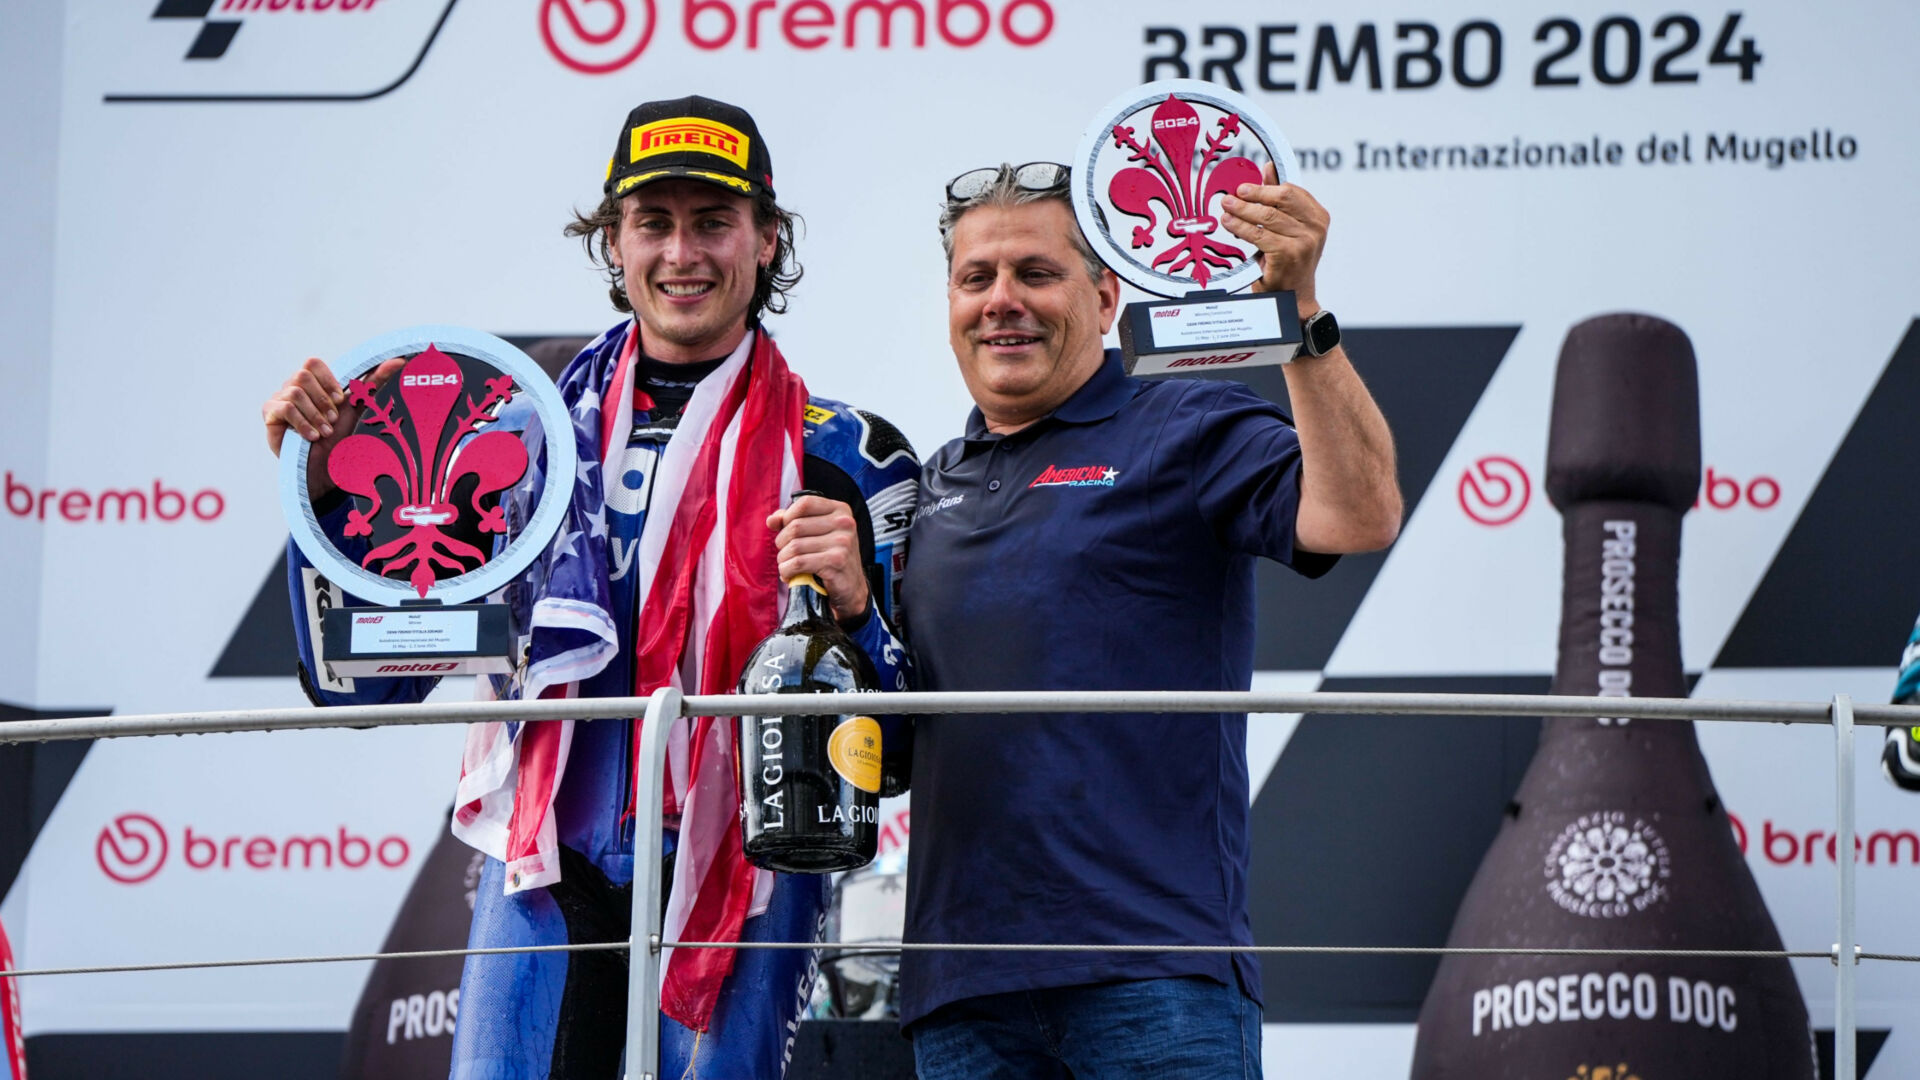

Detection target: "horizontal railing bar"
[0, 941, 629, 979]
[5, 692, 1918, 745]
[669, 941, 1840, 959]
[12, 940, 1911, 980]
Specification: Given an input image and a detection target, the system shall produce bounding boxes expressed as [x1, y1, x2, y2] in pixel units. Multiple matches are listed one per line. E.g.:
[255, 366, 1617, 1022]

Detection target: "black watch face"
[1308, 311, 1340, 354]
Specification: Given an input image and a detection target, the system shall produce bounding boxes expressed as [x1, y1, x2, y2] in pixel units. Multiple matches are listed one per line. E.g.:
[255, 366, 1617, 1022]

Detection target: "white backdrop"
[3, 1, 1918, 1075]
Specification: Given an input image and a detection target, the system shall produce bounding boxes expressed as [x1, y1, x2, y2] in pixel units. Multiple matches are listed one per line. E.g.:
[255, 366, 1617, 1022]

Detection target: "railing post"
[1832, 693, 1857, 1080]
[624, 687, 683, 1080]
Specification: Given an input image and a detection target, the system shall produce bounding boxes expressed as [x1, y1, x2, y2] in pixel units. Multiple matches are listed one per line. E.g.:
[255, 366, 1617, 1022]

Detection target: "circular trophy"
[1072, 79, 1306, 374]
[279, 326, 576, 677]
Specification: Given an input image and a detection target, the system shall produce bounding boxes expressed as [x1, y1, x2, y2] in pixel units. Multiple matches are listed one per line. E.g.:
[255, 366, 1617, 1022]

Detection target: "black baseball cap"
[603, 95, 775, 202]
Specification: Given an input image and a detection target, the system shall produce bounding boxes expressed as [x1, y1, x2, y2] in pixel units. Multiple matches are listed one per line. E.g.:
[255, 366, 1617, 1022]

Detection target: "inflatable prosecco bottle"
[1410, 314, 1815, 1079]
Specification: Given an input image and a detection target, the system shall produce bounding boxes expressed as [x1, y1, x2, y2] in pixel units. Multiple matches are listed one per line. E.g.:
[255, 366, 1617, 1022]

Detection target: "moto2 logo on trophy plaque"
[1072, 79, 1306, 375]
[279, 326, 576, 677]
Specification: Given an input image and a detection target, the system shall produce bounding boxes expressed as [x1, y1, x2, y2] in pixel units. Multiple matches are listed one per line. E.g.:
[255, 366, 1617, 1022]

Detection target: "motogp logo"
[541, 0, 657, 74]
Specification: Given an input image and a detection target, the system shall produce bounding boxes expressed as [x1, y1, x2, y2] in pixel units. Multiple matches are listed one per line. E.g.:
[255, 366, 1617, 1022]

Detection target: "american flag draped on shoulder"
[451, 319, 807, 1031]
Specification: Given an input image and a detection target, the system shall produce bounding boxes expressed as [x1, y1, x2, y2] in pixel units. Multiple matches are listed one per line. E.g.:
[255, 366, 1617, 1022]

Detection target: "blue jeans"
[909, 976, 1264, 1080]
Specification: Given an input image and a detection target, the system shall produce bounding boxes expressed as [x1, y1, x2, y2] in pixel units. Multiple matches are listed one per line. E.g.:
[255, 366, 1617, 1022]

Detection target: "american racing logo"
[1165, 352, 1257, 368]
[108, 0, 455, 103]
[1029, 464, 1118, 488]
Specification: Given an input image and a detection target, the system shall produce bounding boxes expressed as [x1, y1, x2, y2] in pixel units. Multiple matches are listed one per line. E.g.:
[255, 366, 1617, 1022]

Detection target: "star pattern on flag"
[571, 386, 602, 420]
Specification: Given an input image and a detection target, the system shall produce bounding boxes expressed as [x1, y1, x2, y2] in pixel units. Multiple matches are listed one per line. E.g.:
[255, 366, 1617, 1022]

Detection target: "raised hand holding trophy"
[279, 326, 575, 678]
[1073, 79, 1308, 375]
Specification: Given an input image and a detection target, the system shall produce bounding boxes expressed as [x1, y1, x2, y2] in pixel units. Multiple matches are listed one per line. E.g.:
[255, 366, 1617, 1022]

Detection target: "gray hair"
[938, 164, 1105, 282]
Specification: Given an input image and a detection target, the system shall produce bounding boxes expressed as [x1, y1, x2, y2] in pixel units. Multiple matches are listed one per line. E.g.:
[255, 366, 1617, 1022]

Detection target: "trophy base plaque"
[1116, 290, 1303, 376]
[321, 602, 512, 677]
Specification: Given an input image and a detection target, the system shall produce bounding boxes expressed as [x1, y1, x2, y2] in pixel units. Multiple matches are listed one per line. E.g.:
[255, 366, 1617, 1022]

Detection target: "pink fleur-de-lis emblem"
[326, 345, 528, 597]
[1107, 95, 1266, 288]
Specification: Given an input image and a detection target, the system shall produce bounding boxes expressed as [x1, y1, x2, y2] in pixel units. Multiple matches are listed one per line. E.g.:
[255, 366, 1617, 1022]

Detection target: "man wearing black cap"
[263, 96, 921, 1079]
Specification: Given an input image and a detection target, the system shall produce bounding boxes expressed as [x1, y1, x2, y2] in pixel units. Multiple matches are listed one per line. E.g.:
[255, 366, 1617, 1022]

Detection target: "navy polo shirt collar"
[963, 348, 1137, 439]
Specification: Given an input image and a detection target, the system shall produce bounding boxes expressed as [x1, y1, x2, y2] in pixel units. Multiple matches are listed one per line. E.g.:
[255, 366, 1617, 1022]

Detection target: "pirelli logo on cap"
[631, 117, 751, 169]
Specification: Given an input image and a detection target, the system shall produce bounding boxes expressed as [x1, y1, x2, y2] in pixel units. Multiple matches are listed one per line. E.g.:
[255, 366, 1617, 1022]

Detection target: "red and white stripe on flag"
[0, 916, 25, 1080]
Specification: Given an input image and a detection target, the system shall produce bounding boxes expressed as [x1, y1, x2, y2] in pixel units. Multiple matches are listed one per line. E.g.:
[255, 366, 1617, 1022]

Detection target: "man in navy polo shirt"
[898, 163, 1403, 1077]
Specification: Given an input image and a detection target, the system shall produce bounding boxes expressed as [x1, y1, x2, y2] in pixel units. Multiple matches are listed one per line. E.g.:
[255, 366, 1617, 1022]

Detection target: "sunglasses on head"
[945, 162, 1070, 203]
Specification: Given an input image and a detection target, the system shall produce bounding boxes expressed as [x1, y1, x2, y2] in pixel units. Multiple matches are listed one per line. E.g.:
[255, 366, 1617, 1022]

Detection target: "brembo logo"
[1458, 457, 1781, 526]
[1457, 455, 1531, 526]
[96, 814, 169, 884]
[6, 472, 225, 524]
[95, 813, 412, 885]
[1728, 812, 1920, 866]
[541, 0, 1052, 74]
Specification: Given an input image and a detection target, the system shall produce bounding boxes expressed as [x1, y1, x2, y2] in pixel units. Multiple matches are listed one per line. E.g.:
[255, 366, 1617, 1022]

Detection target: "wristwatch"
[1300, 309, 1341, 357]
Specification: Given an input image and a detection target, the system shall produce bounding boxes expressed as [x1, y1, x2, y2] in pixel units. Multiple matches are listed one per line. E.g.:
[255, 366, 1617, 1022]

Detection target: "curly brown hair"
[564, 189, 803, 326]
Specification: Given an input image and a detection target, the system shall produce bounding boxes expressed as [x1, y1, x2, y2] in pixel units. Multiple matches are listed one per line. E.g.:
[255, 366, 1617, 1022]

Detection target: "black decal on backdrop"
[340, 816, 477, 1079]
[1158, 325, 1520, 669]
[1814, 1028, 1890, 1079]
[209, 556, 295, 678]
[0, 701, 110, 900]
[1247, 673, 1547, 1021]
[27, 1033, 341, 1080]
[1715, 320, 1920, 669]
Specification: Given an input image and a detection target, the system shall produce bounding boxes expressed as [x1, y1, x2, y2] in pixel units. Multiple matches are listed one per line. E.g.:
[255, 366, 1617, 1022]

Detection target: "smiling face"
[946, 199, 1120, 433]
[608, 179, 776, 362]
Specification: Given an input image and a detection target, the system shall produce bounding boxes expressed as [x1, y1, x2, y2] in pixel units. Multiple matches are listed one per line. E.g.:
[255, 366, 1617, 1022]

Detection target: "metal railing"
[4, 689, 1917, 1080]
